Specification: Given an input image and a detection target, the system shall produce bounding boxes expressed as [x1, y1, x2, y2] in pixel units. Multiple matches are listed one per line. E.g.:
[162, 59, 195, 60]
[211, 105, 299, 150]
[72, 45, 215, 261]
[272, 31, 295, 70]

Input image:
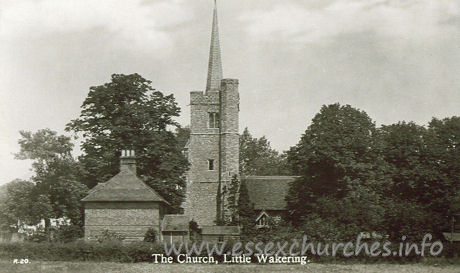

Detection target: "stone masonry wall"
[183, 79, 239, 227]
[84, 202, 161, 242]
[183, 182, 219, 226]
[220, 79, 240, 222]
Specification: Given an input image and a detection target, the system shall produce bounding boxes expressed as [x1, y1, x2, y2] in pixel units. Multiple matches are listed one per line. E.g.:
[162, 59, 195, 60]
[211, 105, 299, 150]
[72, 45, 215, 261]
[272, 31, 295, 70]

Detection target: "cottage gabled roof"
[81, 168, 168, 203]
[162, 215, 189, 232]
[243, 176, 299, 211]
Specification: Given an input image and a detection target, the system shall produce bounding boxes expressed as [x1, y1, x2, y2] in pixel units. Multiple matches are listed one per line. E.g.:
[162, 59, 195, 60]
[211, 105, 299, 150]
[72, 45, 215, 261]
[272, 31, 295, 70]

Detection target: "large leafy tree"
[286, 103, 391, 224]
[0, 180, 36, 230]
[239, 127, 291, 176]
[425, 116, 460, 209]
[66, 73, 188, 211]
[378, 122, 429, 200]
[15, 129, 88, 230]
[377, 118, 460, 238]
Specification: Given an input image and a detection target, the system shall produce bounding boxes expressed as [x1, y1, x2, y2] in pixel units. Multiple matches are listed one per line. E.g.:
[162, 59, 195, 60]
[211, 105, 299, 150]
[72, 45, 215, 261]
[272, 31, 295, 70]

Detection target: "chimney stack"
[120, 150, 136, 175]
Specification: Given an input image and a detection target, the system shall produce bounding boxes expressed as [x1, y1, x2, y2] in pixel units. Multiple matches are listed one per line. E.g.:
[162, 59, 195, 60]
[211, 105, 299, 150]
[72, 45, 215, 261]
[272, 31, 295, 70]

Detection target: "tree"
[425, 116, 460, 211]
[237, 179, 256, 238]
[15, 129, 88, 231]
[286, 103, 391, 225]
[226, 175, 239, 225]
[66, 73, 188, 211]
[16, 129, 74, 171]
[239, 127, 291, 176]
[0, 180, 36, 230]
[0, 184, 8, 230]
[378, 122, 432, 199]
[377, 118, 460, 238]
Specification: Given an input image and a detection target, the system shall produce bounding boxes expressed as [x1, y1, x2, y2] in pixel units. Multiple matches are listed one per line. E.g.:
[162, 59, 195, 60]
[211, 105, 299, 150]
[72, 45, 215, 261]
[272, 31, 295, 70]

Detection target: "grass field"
[1, 260, 459, 273]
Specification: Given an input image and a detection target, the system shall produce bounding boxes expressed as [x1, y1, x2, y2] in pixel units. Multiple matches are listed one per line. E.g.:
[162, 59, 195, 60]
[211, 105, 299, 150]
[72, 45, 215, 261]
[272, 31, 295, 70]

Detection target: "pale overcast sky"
[1, 0, 459, 184]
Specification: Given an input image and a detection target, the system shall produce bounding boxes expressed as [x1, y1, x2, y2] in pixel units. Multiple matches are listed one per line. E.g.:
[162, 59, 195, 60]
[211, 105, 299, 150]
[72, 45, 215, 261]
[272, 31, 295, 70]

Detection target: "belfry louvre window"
[208, 112, 219, 128]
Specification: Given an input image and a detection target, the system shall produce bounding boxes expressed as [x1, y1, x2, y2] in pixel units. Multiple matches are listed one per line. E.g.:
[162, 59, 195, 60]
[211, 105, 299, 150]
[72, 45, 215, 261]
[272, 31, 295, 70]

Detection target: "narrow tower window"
[208, 159, 215, 170]
[208, 112, 219, 128]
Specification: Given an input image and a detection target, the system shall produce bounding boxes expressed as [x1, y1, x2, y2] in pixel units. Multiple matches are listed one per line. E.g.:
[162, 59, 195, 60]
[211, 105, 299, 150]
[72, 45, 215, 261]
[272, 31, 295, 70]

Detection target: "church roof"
[81, 168, 168, 204]
[162, 215, 190, 232]
[243, 176, 299, 211]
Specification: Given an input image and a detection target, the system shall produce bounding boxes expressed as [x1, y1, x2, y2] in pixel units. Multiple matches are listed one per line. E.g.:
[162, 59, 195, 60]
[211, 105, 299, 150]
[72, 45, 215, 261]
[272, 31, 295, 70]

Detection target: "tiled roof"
[87, 182, 105, 194]
[162, 215, 190, 232]
[201, 225, 240, 235]
[243, 176, 299, 211]
[81, 168, 168, 203]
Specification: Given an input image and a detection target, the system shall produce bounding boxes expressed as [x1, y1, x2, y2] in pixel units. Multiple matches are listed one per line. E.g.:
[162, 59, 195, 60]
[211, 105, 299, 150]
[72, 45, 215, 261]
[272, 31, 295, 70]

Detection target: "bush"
[96, 229, 125, 243]
[143, 228, 156, 243]
[382, 199, 437, 241]
[25, 231, 48, 243]
[56, 225, 83, 243]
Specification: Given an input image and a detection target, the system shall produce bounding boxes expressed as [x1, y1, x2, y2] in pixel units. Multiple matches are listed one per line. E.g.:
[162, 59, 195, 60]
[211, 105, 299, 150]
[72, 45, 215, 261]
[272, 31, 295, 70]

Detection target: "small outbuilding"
[82, 150, 170, 242]
[161, 215, 190, 243]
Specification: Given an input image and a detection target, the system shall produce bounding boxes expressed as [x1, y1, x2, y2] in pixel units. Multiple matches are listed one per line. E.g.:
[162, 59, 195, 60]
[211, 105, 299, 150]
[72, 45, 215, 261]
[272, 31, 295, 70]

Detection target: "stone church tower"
[183, 1, 240, 226]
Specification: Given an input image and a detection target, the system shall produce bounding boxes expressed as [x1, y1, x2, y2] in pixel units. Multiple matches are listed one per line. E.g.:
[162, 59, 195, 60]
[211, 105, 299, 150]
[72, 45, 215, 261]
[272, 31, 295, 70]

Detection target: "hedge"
[0, 241, 163, 263]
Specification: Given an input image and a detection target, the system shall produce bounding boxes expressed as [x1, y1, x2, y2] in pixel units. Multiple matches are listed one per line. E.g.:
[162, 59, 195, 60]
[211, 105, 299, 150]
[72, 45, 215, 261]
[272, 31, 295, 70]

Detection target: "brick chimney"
[120, 150, 136, 175]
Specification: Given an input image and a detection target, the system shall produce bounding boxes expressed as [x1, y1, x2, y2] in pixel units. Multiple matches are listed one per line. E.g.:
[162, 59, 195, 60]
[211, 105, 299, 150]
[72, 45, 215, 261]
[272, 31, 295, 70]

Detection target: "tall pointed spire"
[206, 0, 223, 93]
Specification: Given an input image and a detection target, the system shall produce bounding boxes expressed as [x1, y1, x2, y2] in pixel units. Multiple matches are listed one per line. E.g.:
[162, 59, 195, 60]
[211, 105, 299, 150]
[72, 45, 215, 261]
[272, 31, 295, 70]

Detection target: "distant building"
[245, 176, 299, 228]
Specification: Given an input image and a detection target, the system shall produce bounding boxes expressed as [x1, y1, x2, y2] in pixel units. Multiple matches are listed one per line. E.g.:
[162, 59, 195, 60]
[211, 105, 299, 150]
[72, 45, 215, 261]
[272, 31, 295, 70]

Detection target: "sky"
[0, 0, 459, 185]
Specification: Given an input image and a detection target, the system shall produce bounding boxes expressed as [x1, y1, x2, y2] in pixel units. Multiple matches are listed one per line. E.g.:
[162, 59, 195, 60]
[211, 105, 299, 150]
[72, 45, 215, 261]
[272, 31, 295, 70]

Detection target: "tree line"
[236, 104, 459, 242]
[1, 73, 458, 243]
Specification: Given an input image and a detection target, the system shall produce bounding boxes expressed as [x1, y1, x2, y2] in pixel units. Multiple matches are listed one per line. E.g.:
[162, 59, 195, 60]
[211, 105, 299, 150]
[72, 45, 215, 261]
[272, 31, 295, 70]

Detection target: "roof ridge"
[81, 168, 169, 204]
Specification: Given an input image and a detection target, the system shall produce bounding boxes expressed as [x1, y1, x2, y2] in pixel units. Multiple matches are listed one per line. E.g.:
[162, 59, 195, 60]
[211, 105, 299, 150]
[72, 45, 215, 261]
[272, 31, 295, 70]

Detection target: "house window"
[256, 211, 270, 228]
[208, 159, 215, 170]
[208, 112, 219, 128]
[257, 216, 267, 227]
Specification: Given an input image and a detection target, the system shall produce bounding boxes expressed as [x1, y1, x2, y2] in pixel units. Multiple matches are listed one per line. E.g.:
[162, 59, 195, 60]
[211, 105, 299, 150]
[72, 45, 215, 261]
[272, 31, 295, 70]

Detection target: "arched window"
[208, 112, 219, 128]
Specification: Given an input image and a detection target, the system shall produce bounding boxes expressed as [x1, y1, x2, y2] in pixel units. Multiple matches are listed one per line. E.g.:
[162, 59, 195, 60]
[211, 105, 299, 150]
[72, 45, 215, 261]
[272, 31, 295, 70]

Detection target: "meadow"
[2, 260, 459, 273]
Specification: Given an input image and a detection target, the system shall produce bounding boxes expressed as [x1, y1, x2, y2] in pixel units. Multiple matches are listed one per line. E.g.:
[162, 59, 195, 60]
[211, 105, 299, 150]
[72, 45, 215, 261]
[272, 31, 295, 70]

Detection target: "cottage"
[244, 176, 299, 228]
[82, 150, 170, 242]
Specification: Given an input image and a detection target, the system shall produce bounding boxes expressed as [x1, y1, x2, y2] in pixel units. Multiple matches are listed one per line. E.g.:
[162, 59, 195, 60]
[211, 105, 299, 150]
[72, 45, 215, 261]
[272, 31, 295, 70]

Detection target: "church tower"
[183, 1, 240, 226]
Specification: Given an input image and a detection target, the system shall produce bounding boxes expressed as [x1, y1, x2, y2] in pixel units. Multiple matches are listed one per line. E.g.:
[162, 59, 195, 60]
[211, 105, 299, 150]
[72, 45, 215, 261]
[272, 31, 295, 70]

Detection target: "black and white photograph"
[0, 0, 459, 272]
